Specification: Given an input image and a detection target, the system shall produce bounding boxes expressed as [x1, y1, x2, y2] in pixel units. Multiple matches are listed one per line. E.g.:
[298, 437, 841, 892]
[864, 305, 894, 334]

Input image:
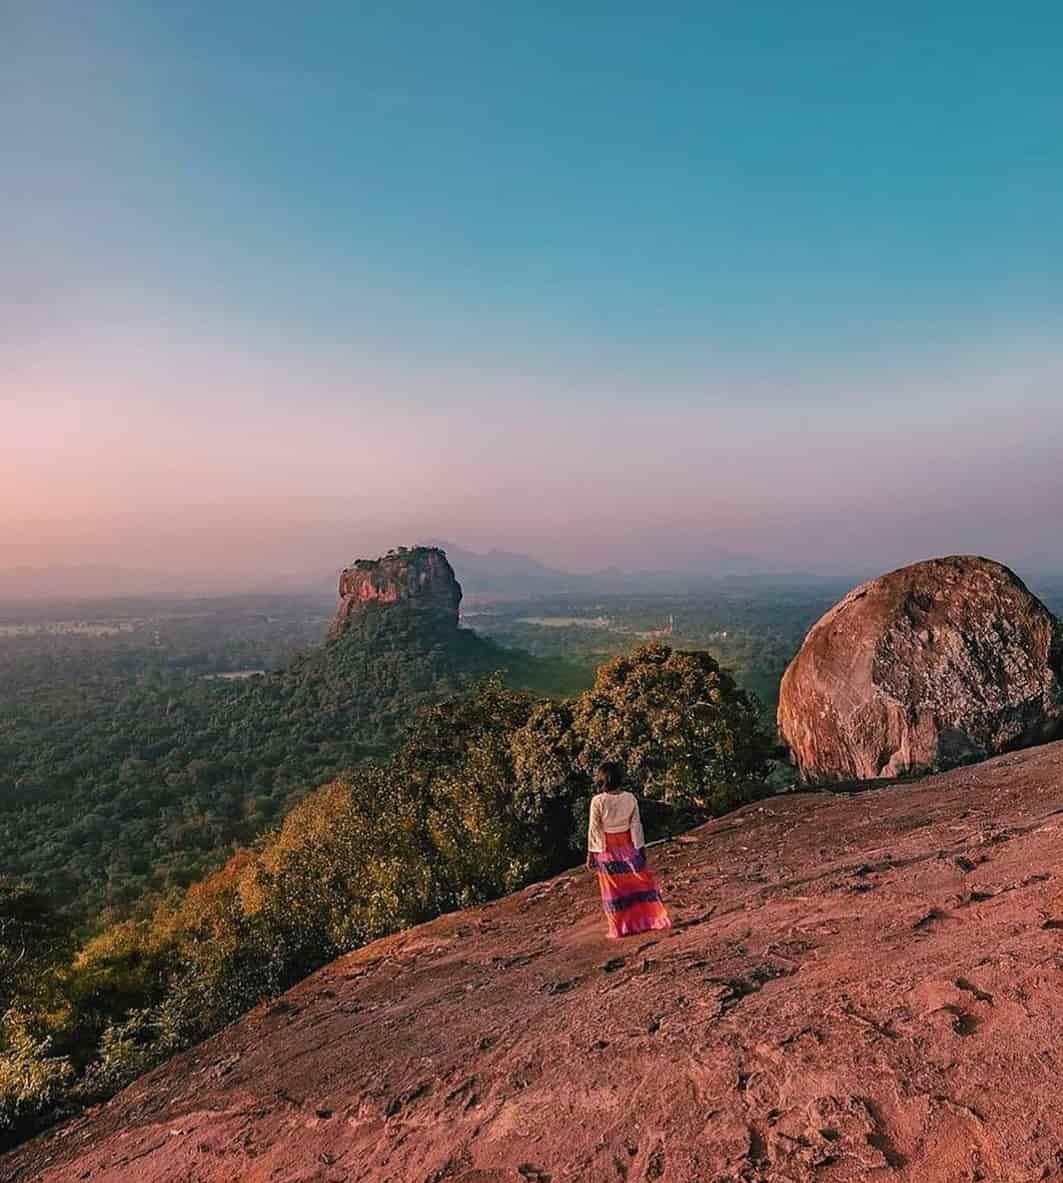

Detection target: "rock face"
[331, 546, 462, 634]
[779, 555, 1063, 782]
[12, 740, 1063, 1183]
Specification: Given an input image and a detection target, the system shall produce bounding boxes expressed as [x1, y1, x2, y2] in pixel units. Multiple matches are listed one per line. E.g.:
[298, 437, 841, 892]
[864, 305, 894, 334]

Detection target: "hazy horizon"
[4, 536, 1063, 605]
[6, 4, 1062, 585]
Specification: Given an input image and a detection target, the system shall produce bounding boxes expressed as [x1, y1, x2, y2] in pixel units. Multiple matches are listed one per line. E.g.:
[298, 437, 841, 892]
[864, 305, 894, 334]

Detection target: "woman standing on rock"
[586, 762, 672, 939]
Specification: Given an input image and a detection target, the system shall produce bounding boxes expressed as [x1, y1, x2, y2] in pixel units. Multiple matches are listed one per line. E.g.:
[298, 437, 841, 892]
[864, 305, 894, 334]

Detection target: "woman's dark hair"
[595, 761, 624, 791]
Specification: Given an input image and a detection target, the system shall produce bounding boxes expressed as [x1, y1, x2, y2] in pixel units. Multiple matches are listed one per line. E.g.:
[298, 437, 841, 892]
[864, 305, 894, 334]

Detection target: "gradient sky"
[4, 2, 1063, 584]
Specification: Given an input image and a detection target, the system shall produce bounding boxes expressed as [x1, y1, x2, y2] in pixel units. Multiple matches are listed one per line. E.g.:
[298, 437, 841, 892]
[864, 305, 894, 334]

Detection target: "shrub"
[0, 1015, 73, 1149]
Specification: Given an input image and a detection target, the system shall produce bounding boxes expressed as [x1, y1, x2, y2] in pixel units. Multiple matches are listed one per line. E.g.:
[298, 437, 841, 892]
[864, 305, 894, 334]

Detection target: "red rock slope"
[10, 742, 1063, 1183]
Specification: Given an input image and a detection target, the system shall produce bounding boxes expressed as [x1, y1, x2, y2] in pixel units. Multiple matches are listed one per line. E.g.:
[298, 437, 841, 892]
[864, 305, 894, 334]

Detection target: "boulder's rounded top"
[778, 555, 1063, 782]
[332, 546, 462, 632]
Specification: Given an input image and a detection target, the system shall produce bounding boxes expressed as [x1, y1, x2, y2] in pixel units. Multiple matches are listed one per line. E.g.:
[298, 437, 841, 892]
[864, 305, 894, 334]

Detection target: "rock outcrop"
[779, 555, 1063, 782]
[331, 546, 462, 634]
[11, 741, 1063, 1183]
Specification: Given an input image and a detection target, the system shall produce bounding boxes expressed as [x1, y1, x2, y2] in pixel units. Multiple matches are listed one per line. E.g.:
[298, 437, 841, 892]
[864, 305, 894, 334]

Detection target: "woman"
[586, 762, 671, 939]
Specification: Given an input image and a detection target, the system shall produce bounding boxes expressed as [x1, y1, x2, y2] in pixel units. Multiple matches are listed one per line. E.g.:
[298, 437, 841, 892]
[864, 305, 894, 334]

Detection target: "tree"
[0, 879, 67, 1012]
[0, 880, 73, 1148]
[510, 699, 590, 858]
[571, 643, 772, 811]
[0, 1019, 72, 1149]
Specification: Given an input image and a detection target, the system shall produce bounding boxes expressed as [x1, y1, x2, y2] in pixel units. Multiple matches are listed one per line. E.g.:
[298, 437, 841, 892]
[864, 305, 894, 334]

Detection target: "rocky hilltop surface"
[10, 740, 1063, 1183]
[332, 547, 462, 634]
[778, 556, 1063, 782]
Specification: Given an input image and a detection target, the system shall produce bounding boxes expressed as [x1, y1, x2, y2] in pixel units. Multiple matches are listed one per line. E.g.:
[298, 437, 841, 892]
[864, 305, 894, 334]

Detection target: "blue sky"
[4, 3, 1062, 579]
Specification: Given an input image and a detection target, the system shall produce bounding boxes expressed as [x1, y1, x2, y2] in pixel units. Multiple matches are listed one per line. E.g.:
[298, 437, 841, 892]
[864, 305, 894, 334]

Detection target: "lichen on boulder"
[778, 555, 1063, 782]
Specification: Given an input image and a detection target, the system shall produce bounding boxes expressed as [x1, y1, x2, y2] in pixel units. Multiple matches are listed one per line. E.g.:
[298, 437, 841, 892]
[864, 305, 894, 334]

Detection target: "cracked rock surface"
[9, 742, 1063, 1182]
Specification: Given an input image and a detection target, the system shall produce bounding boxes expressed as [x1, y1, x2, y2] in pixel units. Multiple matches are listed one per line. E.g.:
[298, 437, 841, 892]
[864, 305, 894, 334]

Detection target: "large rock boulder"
[331, 546, 462, 634]
[778, 555, 1063, 782]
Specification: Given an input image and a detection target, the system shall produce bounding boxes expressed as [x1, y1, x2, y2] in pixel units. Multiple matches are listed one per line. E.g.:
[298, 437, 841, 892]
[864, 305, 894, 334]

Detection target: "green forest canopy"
[0, 605, 586, 920]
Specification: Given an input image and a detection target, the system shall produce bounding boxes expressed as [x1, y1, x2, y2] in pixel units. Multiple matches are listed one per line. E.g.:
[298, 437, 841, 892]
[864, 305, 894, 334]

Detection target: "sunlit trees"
[0, 880, 67, 1013]
[572, 643, 771, 811]
[511, 644, 773, 836]
[510, 698, 590, 859]
[0, 880, 72, 1147]
[0, 1019, 72, 1148]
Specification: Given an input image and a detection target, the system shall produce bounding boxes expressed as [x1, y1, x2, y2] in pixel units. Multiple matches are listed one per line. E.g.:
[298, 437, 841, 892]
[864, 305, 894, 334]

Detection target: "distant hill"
[421, 539, 591, 598]
[424, 539, 808, 601]
[13, 739, 1063, 1182]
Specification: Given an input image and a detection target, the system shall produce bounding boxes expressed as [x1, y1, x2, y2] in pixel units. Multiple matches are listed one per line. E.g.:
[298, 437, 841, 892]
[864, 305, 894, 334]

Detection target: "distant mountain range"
[12, 546, 1051, 607]
[421, 540, 847, 601]
[418, 541, 595, 597]
[0, 548, 824, 605]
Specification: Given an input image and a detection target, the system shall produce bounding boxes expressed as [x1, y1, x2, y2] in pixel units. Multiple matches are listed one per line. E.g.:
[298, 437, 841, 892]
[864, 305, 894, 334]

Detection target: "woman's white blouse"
[587, 790, 645, 853]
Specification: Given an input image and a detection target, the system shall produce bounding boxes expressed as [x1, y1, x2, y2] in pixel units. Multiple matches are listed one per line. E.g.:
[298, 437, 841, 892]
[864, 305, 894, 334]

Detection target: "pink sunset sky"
[8, 334, 1063, 586]
[6, 5, 1063, 589]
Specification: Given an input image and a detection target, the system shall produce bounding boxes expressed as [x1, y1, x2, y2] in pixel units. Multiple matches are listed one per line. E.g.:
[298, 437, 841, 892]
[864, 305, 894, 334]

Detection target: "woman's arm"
[629, 796, 646, 853]
[586, 795, 604, 868]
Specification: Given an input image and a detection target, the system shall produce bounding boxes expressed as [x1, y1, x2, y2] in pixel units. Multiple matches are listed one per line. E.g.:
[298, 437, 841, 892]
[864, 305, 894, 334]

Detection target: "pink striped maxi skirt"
[593, 829, 672, 939]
